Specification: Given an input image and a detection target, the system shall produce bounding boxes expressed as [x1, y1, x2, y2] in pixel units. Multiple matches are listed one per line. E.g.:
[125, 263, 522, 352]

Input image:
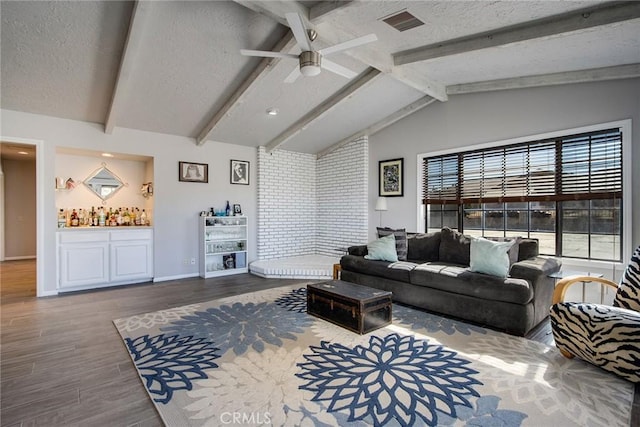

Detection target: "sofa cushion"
[407, 231, 441, 261]
[365, 234, 398, 262]
[486, 236, 521, 266]
[517, 238, 539, 261]
[348, 245, 368, 257]
[377, 227, 408, 261]
[439, 227, 471, 266]
[410, 262, 533, 305]
[341, 255, 415, 282]
[470, 237, 515, 278]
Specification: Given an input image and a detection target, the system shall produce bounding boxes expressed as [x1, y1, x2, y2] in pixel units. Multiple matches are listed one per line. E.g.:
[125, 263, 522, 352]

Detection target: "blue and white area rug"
[114, 285, 633, 426]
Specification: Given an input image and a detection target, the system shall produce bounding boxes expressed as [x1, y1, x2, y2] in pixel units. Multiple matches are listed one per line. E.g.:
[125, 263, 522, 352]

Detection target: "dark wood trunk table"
[307, 280, 392, 334]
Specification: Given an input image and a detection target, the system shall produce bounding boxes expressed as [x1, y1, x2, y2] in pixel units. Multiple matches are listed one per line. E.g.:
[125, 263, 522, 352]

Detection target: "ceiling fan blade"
[321, 59, 357, 79]
[285, 12, 312, 51]
[284, 66, 301, 83]
[240, 49, 298, 59]
[319, 34, 377, 57]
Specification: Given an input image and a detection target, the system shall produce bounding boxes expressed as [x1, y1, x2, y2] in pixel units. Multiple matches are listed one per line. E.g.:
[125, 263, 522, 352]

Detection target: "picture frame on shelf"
[233, 204, 242, 215]
[179, 161, 208, 183]
[379, 158, 403, 197]
[230, 159, 249, 185]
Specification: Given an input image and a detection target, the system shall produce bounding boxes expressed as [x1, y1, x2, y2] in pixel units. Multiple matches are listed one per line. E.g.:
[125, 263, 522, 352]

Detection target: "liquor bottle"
[225, 201, 231, 216]
[57, 209, 66, 228]
[98, 207, 106, 227]
[140, 209, 147, 226]
[123, 208, 130, 226]
[70, 209, 79, 227]
[129, 207, 136, 226]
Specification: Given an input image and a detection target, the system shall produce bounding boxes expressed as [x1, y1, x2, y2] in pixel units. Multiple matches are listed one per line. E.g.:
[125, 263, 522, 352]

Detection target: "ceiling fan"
[240, 13, 377, 83]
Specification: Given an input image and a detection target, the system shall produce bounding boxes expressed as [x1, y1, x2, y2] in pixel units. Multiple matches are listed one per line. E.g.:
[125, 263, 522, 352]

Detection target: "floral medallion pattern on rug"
[160, 301, 313, 356]
[393, 304, 487, 336]
[125, 334, 220, 404]
[274, 287, 307, 313]
[297, 333, 482, 426]
[114, 285, 635, 427]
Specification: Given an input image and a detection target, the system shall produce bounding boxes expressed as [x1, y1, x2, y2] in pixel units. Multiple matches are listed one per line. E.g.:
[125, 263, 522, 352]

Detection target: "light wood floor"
[1, 259, 637, 426]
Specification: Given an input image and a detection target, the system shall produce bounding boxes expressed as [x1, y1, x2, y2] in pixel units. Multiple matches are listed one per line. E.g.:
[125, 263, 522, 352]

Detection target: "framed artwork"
[179, 161, 208, 183]
[233, 204, 242, 215]
[230, 159, 250, 185]
[379, 158, 404, 197]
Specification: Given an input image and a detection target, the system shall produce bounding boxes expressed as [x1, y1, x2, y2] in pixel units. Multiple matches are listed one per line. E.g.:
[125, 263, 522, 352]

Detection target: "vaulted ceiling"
[2, 1, 639, 155]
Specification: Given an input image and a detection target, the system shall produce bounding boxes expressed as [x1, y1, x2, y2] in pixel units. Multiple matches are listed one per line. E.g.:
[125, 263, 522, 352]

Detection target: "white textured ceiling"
[1, 1, 638, 154]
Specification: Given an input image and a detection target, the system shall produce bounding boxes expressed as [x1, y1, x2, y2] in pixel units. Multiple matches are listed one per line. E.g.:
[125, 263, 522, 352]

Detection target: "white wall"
[256, 147, 317, 259]
[369, 78, 640, 279]
[1, 109, 258, 294]
[317, 137, 369, 255]
[255, 138, 370, 260]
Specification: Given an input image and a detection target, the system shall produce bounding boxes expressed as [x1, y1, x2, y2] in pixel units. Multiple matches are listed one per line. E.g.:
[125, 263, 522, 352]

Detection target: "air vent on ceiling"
[382, 10, 424, 32]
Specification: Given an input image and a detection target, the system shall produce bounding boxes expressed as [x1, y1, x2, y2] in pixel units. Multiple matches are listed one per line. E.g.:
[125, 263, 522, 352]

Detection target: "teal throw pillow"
[364, 234, 398, 262]
[470, 237, 515, 278]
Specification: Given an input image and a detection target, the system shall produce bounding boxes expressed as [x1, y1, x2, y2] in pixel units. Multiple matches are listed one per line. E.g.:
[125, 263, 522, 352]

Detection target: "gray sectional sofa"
[340, 228, 562, 336]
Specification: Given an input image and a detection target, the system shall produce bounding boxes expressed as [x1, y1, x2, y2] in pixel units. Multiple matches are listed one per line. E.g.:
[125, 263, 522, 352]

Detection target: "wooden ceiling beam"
[310, 1, 354, 22]
[234, 0, 447, 101]
[316, 96, 437, 159]
[195, 30, 295, 146]
[265, 68, 382, 153]
[446, 63, 640, 95]
[394, 2, 640, 66]
[104, 0, 152, 134]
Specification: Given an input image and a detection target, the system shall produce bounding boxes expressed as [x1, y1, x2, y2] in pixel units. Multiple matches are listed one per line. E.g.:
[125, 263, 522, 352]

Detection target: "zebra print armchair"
[549, 246, 640, 383]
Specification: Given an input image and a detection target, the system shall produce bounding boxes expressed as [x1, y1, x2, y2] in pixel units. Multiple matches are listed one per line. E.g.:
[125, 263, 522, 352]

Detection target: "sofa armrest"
[510, 256, 562, 325]
[510, 256, 562, 288]
[348, 245, 368, 257]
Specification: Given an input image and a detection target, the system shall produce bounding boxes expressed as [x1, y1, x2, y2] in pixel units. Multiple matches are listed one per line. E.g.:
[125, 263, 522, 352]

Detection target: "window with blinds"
[422, 128, 623, 261]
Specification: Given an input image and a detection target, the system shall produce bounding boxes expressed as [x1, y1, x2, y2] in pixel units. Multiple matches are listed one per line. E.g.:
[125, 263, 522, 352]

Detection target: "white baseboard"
[153, 273, 199, 283]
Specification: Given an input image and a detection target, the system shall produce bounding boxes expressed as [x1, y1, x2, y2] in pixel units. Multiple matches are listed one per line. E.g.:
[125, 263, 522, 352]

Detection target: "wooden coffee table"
[307, 280, 392, 334]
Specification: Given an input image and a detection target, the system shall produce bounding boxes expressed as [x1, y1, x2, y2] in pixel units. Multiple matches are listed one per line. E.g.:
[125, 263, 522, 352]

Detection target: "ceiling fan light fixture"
[299, 51, 321, 77]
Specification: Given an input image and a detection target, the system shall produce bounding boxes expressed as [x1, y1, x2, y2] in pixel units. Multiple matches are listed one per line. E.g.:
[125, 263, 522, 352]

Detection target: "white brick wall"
[257, 147, 317, 259]
[317, 138, 369, 256]
[256, 138, 369, 260]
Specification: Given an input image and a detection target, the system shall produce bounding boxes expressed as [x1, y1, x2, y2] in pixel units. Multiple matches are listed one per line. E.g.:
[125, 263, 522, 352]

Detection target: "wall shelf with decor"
[199, 215, 247, 278]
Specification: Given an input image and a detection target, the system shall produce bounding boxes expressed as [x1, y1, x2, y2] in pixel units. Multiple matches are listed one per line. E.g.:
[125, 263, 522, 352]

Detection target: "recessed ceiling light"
[266, 108, 279, 116]
[18, 151, 29, 155]
[102, 152, 114, 157]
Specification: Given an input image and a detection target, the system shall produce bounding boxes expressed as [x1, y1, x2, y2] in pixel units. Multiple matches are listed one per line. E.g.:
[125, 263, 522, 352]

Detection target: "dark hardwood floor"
[1, 259, 637, 426]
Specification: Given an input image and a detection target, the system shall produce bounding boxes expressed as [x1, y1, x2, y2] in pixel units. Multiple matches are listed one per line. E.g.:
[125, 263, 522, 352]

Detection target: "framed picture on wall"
[230, 160, 249, 185]
[379, 158, 403, 197]
[179, 161, 208, 183]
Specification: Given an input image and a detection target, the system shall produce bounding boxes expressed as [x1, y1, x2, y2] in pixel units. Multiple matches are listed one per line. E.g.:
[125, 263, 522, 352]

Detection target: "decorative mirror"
[84, 163, 125, 201]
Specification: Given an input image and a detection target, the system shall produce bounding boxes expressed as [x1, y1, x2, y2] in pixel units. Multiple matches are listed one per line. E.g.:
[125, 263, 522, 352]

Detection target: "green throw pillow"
[470, 237, 514, 278]
[364, 234, 398, 262]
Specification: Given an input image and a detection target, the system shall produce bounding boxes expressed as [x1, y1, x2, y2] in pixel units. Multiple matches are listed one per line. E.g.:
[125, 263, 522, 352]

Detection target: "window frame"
[416, 120, 632, 267]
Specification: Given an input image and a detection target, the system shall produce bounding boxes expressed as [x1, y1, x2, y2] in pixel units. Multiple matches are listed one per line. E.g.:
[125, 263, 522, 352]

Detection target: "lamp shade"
[375, 197, 388, 211]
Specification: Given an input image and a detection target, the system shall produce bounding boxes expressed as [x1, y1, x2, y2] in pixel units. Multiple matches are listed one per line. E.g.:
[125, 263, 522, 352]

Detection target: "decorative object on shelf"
[225, 201, 231, 216]
[230, 159, 249, 185]
[199, 215, 248, 278]
[179, 161, 208, 183]
[141, 182, 153, 198]
[379, 158, 403, 197]
[375, 197, 388, 227]
[55, 177, 76, 190]
[84, 163, 125, 201]
[233, 204, 242, 215]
